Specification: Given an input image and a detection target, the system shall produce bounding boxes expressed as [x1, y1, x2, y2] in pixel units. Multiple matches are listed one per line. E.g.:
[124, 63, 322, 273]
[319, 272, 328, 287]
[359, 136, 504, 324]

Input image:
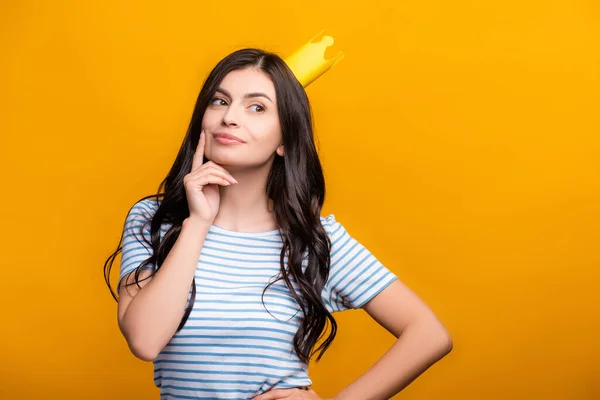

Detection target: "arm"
[254, 216, 452, 400]
[117, 217, 210, 361]
[333, 279, 453, 400]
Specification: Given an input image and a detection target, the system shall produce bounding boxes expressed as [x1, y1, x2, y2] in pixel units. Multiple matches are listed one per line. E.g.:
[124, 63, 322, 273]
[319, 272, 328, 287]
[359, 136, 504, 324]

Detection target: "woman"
[104, 47, 453, 399]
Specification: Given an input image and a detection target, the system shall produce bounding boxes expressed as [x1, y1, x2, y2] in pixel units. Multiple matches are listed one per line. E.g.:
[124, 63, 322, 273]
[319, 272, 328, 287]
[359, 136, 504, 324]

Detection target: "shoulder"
[123, 197, 162, 233]
[125, 197, 161, 222]
[320, 213, 339, 233]
[320, 213, 350, 244]
[130, 197, 161, 216]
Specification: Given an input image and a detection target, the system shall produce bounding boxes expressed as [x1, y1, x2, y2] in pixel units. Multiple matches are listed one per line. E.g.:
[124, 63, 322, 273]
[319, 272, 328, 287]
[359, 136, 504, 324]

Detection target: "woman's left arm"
[253, 279, 453, 400]
[332, 278, 453, 400]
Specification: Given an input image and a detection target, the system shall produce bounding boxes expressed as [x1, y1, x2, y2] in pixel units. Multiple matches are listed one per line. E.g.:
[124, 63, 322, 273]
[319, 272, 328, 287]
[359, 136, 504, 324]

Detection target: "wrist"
[183, 217, 212, 231]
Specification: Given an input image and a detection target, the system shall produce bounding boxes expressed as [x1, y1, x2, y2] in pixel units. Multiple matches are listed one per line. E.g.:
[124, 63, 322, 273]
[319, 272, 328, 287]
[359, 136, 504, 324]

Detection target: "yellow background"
[1, 0, 598, 399]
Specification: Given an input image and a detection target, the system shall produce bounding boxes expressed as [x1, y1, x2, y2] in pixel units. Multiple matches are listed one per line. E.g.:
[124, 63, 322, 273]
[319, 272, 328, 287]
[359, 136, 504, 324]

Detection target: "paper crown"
[284, 31, 344, 87]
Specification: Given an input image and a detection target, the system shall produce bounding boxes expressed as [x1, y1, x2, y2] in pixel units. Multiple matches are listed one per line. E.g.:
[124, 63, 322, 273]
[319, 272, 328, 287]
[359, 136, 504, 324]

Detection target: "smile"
[213, 132, 246, 144]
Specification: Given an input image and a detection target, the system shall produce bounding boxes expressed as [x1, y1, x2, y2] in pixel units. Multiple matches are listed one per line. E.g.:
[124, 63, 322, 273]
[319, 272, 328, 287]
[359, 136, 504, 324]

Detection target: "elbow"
[129, 340, 160, 362]
[119, 316, 163, 362]
[129, 345, 158, 362]
[438, 328, 453, 356]
[415, 316, 453, 358]
[431, 320, 453, 357]
[121, 327, 162, 362]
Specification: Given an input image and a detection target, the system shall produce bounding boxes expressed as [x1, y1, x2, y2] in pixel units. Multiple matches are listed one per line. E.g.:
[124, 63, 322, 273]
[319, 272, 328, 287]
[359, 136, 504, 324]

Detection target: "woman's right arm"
[117, 217, 210, 361]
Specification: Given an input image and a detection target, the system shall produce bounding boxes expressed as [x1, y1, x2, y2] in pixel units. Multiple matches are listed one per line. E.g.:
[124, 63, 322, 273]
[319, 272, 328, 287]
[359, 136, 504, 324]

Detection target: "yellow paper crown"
[284, 30, 344, 87]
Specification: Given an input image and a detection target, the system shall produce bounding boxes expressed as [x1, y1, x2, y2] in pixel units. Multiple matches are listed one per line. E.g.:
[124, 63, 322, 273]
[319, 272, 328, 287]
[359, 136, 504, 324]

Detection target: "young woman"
[104, 48, 453, 400]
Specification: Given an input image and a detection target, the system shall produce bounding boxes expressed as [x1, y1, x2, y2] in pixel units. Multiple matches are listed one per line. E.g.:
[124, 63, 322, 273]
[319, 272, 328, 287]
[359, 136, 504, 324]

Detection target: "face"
[201, 68, 284, 169]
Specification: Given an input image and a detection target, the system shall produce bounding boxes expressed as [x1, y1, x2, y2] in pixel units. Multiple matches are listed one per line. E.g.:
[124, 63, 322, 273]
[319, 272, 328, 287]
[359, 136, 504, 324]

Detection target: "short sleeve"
[321, 214, 398, 312]
[118, 199, 157, 286]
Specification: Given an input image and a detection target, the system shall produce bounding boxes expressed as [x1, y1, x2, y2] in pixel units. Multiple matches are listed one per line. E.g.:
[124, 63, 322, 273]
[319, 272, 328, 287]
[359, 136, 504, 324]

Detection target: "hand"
[252, 387, 331, 400]
[183, 130, 237, 224]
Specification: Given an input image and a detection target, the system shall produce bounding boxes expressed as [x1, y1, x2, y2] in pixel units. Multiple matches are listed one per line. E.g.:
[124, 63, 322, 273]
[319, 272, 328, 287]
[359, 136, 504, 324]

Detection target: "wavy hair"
[104, 48, 337, 363]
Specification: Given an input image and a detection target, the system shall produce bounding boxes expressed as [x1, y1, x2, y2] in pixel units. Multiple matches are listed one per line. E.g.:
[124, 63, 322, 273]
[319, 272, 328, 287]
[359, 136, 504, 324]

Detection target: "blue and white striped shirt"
[119, 198, 398, 399]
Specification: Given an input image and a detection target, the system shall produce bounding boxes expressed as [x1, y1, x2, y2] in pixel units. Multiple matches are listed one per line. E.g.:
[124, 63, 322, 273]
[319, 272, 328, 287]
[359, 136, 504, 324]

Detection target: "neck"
[212, 161, 277, 232]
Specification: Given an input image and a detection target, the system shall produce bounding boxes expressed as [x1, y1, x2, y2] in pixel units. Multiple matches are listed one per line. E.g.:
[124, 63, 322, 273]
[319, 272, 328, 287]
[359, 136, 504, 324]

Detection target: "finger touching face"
[191, 130, 206, 171]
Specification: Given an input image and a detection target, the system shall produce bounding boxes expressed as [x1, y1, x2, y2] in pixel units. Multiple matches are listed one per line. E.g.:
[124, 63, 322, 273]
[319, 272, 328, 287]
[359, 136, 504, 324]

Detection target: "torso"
[153, 223, 311, 399]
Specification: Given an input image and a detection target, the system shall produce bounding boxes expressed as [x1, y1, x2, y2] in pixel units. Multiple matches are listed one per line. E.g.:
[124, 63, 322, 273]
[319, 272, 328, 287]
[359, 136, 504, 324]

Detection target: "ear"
[276, 144, 284, 157]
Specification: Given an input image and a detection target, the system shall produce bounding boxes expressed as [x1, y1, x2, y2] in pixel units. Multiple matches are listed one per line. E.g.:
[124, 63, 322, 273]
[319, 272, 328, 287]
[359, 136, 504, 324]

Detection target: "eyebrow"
[215, 87, 273, 103]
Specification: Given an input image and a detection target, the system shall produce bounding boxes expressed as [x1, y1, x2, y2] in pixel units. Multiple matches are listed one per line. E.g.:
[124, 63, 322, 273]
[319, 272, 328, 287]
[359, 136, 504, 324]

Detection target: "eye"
[210, 97, 228, 106]
[250, 104, 265, 113]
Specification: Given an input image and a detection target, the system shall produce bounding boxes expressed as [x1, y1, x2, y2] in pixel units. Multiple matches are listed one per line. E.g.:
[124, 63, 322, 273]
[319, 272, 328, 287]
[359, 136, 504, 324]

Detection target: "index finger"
[191, 130, 206, 171]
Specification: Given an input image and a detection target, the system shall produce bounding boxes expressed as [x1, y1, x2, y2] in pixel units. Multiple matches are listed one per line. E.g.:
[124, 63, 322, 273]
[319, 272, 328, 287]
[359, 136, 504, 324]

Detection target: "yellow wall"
[1, 1, 598, 399]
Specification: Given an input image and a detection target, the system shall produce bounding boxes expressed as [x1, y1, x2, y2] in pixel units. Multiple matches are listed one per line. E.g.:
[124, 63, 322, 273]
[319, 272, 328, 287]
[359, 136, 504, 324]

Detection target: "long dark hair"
[104, 48, 337, 364]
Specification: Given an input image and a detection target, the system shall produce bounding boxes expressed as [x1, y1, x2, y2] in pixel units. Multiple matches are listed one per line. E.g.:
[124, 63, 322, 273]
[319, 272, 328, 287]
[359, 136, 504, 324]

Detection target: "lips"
[213, 132, 245, 143]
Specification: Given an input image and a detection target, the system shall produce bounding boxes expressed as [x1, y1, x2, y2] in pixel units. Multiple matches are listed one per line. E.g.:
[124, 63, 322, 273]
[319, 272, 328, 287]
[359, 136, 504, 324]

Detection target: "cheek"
[252, 116, 282, 145]
[201, 110, 220, 128]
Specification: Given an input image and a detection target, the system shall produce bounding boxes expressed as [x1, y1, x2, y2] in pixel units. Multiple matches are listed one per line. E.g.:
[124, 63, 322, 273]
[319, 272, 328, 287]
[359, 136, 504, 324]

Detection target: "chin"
[206, 149, 273, 170]
[206, 152, 241, 167]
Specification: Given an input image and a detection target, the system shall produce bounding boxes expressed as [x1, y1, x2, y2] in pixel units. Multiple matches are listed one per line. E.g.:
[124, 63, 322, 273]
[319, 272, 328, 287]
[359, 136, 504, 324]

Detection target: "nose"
[221, 104, 240, 127]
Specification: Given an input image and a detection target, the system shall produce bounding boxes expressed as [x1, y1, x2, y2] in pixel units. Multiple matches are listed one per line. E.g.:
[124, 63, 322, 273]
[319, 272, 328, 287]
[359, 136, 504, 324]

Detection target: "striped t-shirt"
[119, 198, 398, 399]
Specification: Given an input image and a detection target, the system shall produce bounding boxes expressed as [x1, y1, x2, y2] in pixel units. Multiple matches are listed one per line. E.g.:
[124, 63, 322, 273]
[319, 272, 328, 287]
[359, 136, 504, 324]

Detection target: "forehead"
[219, 68, 276, 99]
